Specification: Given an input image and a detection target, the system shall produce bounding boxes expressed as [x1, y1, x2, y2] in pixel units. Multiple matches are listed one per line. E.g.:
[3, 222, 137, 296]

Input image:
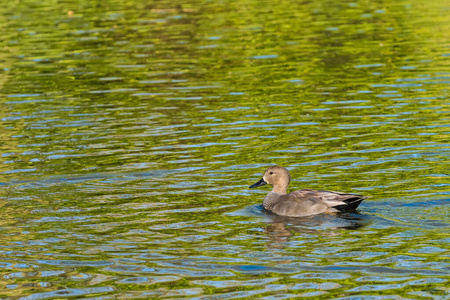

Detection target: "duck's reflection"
[226, 204, 371, 248]
[263, 211, 370, 248]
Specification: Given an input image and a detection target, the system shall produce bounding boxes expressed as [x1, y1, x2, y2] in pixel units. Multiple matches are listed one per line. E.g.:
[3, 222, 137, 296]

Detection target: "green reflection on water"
[0, 0, 449, 298]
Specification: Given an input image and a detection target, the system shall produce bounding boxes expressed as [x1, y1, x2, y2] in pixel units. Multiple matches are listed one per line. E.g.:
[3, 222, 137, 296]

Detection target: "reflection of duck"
[250, 166, 367, 217]
[264, 212, 369, 249]
[268, 212, 368, 231]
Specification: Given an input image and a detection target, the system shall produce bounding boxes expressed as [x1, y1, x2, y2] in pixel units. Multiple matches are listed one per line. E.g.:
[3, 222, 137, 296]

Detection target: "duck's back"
[266, 188, 366, 217]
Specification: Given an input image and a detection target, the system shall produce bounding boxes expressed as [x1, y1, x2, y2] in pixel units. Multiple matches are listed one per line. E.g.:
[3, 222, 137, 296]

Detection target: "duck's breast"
[263, 192, 282, 211]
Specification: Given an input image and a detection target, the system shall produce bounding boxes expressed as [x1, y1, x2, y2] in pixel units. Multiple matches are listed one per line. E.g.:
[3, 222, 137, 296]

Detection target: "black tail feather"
[334, 196, 367, 212]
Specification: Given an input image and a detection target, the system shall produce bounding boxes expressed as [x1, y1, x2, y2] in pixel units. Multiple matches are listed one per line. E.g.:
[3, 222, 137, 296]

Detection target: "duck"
[249, 166, 366, 217]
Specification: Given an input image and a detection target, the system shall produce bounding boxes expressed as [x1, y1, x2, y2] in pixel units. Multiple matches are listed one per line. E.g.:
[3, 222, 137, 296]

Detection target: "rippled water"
[0, 0, 449, 299]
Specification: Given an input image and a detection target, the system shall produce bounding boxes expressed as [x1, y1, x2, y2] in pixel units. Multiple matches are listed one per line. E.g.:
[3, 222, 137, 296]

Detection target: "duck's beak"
[249, 178, 267, 189]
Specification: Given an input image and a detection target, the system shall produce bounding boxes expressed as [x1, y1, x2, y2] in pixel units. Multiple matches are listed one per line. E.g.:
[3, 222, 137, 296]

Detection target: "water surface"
[0, 0, 449, 298]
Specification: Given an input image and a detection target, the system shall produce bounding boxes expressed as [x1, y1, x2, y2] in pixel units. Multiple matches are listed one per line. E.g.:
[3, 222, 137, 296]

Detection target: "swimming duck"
[249, 166, 366, 217]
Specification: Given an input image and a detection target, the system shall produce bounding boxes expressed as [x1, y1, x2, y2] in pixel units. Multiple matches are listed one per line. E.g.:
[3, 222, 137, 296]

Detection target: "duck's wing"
[315, 189, 367, 211]
[271, 189, 366, 217]
[270, 189, 330, 217]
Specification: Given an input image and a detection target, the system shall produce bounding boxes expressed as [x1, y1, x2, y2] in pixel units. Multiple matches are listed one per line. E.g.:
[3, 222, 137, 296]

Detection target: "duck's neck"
[272, 185, 287, 195]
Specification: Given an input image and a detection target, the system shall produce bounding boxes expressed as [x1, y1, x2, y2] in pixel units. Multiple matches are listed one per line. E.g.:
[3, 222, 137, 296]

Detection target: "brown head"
[249, 166, 291, 194]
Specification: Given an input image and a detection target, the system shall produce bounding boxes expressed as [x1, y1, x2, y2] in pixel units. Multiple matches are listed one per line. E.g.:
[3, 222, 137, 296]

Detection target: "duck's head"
[249, 166, 291, 194]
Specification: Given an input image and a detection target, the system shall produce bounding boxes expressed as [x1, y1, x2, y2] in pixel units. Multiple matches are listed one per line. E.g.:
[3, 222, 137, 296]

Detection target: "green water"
[0, 0, 449, 299]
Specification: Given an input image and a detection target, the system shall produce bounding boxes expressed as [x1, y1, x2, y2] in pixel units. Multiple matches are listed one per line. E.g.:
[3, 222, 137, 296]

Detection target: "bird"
[249, 166, 366, 217]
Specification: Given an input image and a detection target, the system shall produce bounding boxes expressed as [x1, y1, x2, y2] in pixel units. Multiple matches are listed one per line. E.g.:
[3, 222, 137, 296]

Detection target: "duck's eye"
[269, 172, 273, 175]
